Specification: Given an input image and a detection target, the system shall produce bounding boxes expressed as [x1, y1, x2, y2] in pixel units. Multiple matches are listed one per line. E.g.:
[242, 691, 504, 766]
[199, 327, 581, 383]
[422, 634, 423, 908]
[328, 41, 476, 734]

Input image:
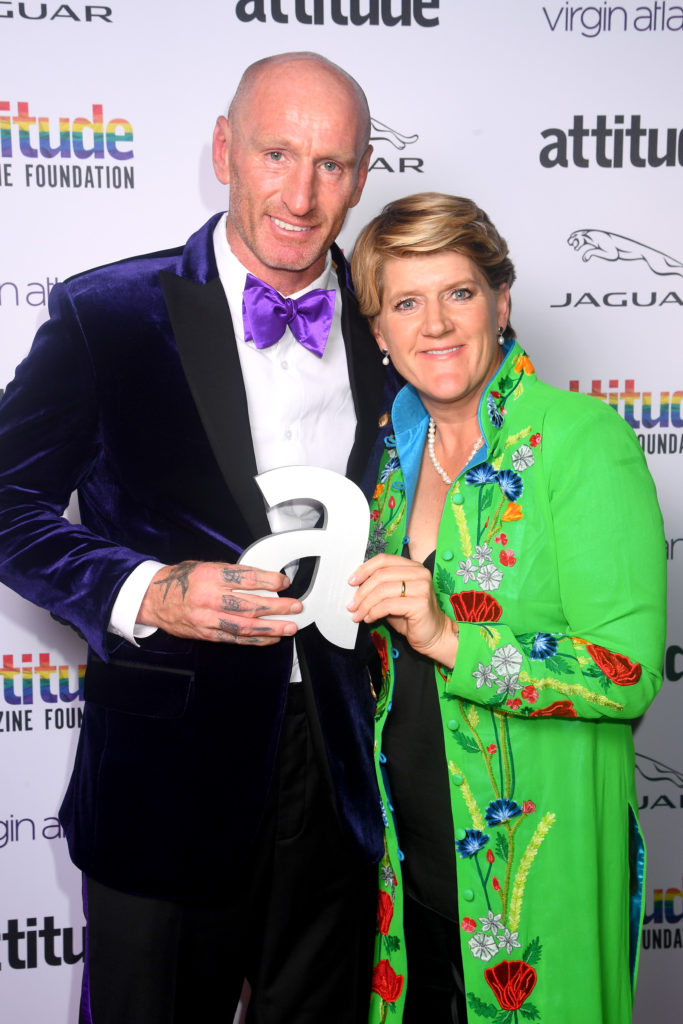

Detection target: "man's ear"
[212, 116, 231, 185]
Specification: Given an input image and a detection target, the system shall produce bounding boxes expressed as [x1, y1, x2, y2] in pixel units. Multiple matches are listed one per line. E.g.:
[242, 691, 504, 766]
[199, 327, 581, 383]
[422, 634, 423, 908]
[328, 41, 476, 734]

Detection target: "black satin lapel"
[159, 271, 270, 540]
[340, 287, 386, 485]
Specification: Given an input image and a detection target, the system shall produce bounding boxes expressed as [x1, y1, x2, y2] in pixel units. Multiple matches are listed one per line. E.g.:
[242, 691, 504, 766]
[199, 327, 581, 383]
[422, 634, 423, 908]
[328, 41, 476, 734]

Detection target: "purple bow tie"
[242, 273, 336, 358]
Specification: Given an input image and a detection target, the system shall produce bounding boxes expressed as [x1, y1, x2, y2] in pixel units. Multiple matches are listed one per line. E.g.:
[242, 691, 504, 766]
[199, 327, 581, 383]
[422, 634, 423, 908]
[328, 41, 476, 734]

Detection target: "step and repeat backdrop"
[1, 2, 681, 1020]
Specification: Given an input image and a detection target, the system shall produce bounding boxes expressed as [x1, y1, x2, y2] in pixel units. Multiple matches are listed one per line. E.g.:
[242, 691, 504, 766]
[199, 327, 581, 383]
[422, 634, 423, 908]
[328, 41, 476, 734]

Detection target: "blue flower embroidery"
[497, 469, 523, 501]
[456, 829, 490, 858]
[485, 798, 523, 827]
[487, 394, 504, 428]
[465, 462, 498, 486]
[380, 456, 400, 482]
[530, 632, 559, 660]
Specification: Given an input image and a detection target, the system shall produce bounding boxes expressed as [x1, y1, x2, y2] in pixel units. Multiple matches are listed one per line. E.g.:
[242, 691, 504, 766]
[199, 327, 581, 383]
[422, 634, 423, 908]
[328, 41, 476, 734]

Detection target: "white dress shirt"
[109, 213, 358, 665]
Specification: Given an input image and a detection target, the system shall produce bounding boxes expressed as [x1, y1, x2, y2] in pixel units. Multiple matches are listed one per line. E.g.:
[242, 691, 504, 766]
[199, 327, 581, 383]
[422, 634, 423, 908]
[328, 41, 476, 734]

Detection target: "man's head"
[213, 52, 372, 295]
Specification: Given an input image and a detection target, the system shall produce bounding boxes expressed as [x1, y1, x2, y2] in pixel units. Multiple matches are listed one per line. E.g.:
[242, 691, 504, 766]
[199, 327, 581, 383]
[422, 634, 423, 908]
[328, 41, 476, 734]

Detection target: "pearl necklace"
[427, 417, 483, 486]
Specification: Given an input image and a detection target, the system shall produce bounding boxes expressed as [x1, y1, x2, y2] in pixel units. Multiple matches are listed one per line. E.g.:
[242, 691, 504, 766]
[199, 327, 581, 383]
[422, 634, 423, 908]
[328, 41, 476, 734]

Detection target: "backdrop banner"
[1, 3, 680, 1020]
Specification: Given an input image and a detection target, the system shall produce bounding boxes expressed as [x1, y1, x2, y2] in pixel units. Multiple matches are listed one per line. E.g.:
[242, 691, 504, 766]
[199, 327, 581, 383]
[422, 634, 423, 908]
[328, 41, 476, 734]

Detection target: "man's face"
[214, 62, 371, 295]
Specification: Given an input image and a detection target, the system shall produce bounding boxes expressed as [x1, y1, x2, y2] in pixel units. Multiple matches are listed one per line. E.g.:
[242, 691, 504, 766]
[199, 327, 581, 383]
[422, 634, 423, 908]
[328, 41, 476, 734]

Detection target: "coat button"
[462, 888, 475, 902]
[442, 549, 454, 561]
[452, 494, 464, 505]
[447, 719, 459, 731]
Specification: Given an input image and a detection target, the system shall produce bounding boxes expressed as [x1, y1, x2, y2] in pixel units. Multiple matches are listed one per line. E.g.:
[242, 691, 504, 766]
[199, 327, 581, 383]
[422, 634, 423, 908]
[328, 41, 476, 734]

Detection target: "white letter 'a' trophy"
[237, 466, 370, 650]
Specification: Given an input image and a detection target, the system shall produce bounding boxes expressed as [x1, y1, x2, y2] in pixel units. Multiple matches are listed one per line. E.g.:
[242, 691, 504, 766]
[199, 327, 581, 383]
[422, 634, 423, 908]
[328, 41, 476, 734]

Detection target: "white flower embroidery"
[479, 910, 503, 934]
[474, 543, 493, 564]
[491, 644, 523, 676]
[511, 444, 534, 472]
[473, 663, 496, 689]
[496, 675, 523, 697]
[468, 932, 498, 961]
[457, 557, 478, 583]
[498, 928, 522, 953]
[476, 564, 503, 591]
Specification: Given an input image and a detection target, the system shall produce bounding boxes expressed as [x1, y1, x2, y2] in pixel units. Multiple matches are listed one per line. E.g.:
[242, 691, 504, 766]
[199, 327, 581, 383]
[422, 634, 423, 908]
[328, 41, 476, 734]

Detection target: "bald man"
[0, 53, 395, 1023]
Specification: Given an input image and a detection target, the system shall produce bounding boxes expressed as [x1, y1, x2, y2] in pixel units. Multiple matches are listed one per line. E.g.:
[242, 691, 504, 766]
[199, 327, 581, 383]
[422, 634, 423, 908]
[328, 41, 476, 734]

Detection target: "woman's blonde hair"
[351, 192, 516, 336]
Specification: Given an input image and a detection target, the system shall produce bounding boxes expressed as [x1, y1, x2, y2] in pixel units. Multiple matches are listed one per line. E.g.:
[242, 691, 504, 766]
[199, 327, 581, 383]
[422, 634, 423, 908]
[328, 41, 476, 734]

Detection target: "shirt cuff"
[108, 560, 166, 645]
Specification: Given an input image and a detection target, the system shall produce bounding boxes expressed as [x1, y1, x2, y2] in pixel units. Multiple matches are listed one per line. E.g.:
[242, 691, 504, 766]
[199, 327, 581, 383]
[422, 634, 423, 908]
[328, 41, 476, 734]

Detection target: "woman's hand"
[348, 554, 460, 669]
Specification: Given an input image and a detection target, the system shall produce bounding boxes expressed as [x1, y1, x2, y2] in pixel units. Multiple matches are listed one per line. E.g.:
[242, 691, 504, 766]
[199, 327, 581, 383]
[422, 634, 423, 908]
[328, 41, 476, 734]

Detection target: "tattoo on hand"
[221, 566, 246, 584]
[154, 561, 199, 601]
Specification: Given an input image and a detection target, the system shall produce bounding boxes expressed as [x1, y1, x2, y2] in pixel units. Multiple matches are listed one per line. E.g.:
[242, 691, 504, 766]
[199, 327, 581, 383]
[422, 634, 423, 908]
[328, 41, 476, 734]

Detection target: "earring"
[497, 326, 505, 346]
[381, 349, 390, 366]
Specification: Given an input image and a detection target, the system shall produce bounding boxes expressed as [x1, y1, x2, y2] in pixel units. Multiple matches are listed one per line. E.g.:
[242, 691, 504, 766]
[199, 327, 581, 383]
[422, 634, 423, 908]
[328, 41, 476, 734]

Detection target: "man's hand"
[137, 561, 302, 645]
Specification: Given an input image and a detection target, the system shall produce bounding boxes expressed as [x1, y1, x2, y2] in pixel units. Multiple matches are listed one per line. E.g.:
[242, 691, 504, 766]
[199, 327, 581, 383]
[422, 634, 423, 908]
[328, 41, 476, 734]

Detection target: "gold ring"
[400, 580, 406, 598]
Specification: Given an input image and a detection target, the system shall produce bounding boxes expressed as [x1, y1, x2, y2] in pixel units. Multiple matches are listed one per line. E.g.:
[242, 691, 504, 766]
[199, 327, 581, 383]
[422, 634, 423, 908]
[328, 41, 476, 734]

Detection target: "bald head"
[228, 51, 371, 156]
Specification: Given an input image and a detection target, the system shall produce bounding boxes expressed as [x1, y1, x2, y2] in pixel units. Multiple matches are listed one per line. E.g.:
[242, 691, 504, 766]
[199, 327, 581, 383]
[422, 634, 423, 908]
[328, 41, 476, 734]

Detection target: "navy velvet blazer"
[0, 215, 392, 900]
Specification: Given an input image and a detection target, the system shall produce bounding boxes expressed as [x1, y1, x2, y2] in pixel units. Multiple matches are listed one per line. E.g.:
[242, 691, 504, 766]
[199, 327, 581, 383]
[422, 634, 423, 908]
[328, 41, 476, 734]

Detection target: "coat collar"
[162, 217, 386, 540]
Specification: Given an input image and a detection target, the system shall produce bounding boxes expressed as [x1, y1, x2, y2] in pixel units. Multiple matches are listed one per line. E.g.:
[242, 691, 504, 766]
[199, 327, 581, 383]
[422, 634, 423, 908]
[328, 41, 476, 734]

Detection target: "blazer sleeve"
[0, 282, 154, 658]
[443, 399, 667, 722]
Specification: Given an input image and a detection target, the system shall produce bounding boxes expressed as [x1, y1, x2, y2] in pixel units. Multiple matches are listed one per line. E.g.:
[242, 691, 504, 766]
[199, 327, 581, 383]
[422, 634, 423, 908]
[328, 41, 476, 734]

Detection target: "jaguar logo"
[369, 117, 419, 150]
[568, 230, 683, 278]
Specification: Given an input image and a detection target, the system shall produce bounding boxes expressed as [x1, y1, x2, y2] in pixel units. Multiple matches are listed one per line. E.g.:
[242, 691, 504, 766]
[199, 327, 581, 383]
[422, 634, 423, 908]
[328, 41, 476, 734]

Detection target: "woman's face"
[373, 251, 510, 420]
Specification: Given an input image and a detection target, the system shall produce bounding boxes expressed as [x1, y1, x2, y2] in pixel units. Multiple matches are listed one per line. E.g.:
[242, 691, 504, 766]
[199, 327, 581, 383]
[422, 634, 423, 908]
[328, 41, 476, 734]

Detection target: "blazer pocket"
[84, 651, 194, 719]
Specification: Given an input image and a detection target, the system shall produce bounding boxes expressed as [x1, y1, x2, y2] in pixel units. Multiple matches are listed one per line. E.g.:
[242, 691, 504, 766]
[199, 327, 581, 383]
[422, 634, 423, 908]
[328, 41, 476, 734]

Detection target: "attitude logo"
[368, 116, 423, 175]
[233, 0, 439, 26]
[539, 114, 683, 168]
[0, 915, 84, 970]
[1, 652, 84, 734]
[0, 100, 134, 191]
[642, 870, 683, 951]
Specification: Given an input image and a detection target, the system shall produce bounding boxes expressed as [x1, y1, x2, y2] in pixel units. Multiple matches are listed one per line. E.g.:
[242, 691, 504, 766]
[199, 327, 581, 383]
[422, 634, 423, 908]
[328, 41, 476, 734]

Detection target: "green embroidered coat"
[368, 341, 666, 1024]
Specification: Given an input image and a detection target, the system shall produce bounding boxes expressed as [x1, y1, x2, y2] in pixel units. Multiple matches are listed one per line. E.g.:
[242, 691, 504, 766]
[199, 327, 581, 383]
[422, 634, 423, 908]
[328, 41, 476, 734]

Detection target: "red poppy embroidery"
[521, 685, 538, 703]
[500, 549, 516, 567]
[586, 643, 642, 686]
[485, 959, 537, 1012]
[377, 891, 394, 936]
[450, 591, 503, 623]
[522, 800, 536, 814]
[506, 698, 523, 710]
[371, 632, 390, 678]
[529, 699, 577, 718]
[529, 433, 541, 447]
[494, 533, 508, 545]
[371, 960, 404, 1003]
[461, 917, 477, 933]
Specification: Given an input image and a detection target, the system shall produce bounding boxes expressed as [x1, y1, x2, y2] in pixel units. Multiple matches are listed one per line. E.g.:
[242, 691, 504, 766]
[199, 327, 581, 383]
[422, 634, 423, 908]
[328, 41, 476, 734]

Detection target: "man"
[0, 53, 394, 1023]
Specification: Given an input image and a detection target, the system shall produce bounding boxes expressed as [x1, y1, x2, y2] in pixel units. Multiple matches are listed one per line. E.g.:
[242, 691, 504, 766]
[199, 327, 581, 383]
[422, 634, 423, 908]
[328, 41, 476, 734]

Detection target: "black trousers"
[402, 896, 468, 1024]
[79, 685, 376, 1024]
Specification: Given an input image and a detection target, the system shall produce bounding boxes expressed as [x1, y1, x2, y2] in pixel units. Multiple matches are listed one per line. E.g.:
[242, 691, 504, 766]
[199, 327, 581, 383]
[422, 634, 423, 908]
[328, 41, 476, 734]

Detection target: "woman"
[348, 193, 666, 1023]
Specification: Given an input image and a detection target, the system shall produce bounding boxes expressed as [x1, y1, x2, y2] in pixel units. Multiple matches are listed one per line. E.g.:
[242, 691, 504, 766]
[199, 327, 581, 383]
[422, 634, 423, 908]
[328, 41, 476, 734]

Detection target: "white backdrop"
[1, 2, 681, 1020]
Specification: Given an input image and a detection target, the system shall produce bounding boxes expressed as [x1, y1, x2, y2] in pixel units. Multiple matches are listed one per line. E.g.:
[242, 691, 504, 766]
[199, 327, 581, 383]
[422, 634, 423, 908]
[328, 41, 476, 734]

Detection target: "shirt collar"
[212, 212, 335, 343]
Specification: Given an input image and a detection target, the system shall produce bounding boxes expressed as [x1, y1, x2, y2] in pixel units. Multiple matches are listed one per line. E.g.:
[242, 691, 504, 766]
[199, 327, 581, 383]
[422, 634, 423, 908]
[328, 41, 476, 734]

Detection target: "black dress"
[382, 553, 468, 1023]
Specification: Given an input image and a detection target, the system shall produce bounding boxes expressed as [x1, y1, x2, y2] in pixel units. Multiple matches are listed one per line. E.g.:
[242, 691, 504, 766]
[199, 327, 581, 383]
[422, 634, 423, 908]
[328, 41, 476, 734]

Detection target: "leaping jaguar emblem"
[568, 229, 683, 278]
[369, 117, 419, 150]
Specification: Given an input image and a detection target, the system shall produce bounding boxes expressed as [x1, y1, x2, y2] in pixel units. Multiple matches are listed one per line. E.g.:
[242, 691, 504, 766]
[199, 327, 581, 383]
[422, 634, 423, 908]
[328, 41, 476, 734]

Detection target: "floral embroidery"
[469, 932, 499, 961]
[485, 798, 523, 826]
[485, 959, 537, 1011]
[371, 959, 404, 1013]
[456, 828, 490, 858]
[529, 699, 577, 718]
[511, 444, 535, 472]
[377, 890, 394, 935]
[586, 643, 642, 686]
[450, 591, 503, 623]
